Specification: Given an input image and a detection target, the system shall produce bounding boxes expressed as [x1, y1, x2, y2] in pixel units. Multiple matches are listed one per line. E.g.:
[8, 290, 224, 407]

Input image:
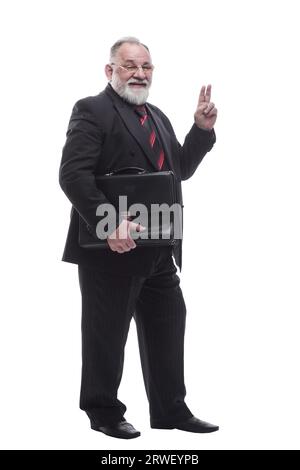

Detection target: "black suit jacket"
[59, 84, 216, 275]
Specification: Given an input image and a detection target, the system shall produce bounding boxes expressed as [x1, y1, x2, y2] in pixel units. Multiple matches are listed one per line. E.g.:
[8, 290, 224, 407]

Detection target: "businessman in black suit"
[59, 37, 218, 439]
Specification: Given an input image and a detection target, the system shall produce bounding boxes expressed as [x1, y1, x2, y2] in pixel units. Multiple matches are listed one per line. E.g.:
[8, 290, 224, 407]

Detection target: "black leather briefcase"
[78, 167, 182, 248]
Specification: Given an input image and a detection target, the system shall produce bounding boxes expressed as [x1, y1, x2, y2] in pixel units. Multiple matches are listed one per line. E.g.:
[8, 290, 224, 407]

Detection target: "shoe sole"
[91, 425, 141, 439]
[176, 426, 219, 433]
[151, 425, 175, 429]
[152, 425, 219, 433]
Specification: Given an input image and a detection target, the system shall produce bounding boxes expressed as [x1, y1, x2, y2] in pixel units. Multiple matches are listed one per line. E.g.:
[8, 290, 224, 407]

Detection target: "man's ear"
[105, 64, 113, 81]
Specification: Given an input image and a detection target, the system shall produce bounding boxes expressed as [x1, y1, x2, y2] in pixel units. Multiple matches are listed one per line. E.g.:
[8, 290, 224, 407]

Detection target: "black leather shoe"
[175, 416, 219, 433]
[91, 420, 141, 439]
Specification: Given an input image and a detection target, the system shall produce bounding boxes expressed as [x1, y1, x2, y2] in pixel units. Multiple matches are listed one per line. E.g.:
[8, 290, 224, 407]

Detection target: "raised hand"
[194, 84, 217, 131]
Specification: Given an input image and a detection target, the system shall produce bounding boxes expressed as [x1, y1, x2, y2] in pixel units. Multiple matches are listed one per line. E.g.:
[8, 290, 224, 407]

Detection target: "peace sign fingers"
[198, 84, 212, 104]
[194, 84, 217, 130]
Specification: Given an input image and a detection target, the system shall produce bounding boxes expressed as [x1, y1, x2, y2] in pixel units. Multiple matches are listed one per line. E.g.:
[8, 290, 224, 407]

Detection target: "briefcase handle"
[105, 166, 146, 176]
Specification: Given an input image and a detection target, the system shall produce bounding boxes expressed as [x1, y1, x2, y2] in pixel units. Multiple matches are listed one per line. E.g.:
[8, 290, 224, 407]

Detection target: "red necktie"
[135, 105, 165, 170]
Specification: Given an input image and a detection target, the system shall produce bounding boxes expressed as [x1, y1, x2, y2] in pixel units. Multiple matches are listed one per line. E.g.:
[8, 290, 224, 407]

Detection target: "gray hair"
[110, 37, 150, 62]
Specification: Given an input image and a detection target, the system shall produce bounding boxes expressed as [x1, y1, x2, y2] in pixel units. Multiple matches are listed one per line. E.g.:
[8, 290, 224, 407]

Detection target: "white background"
[0, 0, 299, 450]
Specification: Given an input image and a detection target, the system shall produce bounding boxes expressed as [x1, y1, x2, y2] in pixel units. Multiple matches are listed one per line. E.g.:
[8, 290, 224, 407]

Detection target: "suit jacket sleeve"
[59, 98, 117, 236]
[158, 110, 216, 181]
[178, 124, 216, 180]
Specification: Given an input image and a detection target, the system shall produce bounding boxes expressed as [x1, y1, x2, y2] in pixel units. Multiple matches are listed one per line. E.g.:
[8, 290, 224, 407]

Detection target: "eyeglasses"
[110, 63, 154, 74]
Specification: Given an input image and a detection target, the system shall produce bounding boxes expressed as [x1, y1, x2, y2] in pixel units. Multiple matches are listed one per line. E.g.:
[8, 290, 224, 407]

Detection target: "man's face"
[105, 43, 153, 105]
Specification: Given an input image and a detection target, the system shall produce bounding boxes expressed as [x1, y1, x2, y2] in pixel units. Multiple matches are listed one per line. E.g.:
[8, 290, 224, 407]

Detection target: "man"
[59, 37, 218, 439]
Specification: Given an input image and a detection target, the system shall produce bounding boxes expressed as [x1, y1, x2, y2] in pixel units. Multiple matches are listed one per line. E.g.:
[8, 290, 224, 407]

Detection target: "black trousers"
[77, 247, 193, 428]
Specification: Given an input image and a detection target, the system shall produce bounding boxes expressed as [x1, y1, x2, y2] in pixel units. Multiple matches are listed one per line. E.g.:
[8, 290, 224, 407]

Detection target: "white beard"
[111, 75, 151, 105]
